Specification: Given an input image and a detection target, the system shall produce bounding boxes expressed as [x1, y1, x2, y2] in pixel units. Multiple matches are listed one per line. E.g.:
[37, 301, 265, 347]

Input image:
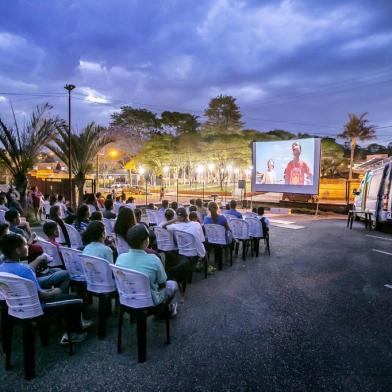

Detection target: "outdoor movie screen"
[252, 138, 321, 195]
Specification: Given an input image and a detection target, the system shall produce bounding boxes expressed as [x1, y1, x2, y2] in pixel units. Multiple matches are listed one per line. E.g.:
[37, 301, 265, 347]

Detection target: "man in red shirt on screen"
[284, 141, 313, 185]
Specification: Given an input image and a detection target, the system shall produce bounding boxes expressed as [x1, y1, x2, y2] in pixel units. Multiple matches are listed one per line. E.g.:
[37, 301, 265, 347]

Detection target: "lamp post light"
[207, 163, 215, 184]
[64, 83, 75, 206]
[196, 164, 205, 201]
[233, 167, 240, 194]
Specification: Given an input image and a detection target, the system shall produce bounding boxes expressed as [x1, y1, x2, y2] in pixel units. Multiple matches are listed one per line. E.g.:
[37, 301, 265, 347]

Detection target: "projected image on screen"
[253, 138, 321, 195]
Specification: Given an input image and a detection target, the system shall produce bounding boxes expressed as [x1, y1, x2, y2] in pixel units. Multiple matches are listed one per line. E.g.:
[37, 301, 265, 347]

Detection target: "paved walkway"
[2, 217, 392, 391]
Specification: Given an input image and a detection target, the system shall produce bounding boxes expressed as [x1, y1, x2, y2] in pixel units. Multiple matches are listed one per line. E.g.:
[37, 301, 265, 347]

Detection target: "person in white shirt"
[55, 195, 67, 219]
[125, 197, 136, 209]
[113, 196, 123, 214]
[162, 208, 206, 257]
[158, 208, 176, 228]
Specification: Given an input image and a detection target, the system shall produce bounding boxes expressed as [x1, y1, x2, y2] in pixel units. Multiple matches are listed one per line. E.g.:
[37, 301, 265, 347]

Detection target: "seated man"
[102, 199, 117, 219]
[226, 199, 243, 219]
[158, 208, 176, 227]
[257, 207, 270, 237]
[4, 209, 32, 240]
[159, 200, 169, 215]
[163, 208, 216, 274]
[116, 224, 179, 315]
[0, 233, 91, 344]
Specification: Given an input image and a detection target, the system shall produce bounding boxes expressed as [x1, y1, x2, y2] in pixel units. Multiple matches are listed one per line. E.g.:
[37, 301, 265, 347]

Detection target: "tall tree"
[110, 106, 162, 139]
[203, 95, 243, 135]
[338, 113, 376, 179]
[160, 111, 199, 135]
[0, 103, 62, 207]
[48, 123, 113, 204]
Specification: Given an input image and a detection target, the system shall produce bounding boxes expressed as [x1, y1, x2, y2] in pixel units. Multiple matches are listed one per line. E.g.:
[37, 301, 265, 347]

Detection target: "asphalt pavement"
[2, 216, 392, 391]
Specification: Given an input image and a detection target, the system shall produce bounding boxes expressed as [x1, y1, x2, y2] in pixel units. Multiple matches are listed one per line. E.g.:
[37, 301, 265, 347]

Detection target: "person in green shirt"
[116, 224, 178, 316]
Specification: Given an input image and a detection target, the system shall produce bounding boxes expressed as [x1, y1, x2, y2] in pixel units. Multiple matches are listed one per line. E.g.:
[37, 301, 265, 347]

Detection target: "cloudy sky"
[0, 0, 391, 144]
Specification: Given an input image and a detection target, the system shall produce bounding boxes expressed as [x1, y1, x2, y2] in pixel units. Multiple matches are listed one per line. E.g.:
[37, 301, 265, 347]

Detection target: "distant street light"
[64, 83, 75, 206]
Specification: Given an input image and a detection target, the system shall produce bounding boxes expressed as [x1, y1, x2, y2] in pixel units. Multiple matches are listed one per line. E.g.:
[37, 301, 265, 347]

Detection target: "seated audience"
[257, 207, 270, 237]
[90, 211, 103, 221]
[49, 205, 71, 247]
[226, 199, 243, 219]
[113, 196, 123, 214]
[82, 221, 113, 264]
[43, 221, 61, 248]
[163, 208, 206, 259]
[195, 198, 208, 220]
[0, 194, 8, 211]
[147, 203, 155, 210]
[5, 209, 33, 241]
[116, 224, 178, 315]
[158, 208, 176, 227]
[159, 200, 169, 214]
[55, 194, 68, 219]
[0, 233, 90, 344]
[189, 211, 201, 224]
[0, 222, 9, 239]
[96, 192, 105, 209]
[170, 201, 178, 211]
[43, 194, 51, 218]
[85, 193, 99, 215]
[126, 197, 136, 209]
[73, 204, 90, 233]
[103, 199, 117, 219]
[204, 201, 232, 236]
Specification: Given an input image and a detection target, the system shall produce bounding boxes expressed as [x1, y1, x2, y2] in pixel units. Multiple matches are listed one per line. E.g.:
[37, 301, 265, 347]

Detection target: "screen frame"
[251, 138, 321, 195]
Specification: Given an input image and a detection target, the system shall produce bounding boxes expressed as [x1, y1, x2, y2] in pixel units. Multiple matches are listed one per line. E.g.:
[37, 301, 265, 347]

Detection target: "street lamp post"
[64, 84, 75, 206]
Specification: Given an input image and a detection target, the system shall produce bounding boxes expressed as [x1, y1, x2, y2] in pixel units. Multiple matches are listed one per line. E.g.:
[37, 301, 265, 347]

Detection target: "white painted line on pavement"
[372, 249, 392, 256]
[366, 234, 392, 242]
[272, 223, 305, 230]
[269, 219, 296, 225]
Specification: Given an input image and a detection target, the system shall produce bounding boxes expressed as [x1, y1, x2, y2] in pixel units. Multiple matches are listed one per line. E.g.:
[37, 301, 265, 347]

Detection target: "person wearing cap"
[116, 224, 179, 315]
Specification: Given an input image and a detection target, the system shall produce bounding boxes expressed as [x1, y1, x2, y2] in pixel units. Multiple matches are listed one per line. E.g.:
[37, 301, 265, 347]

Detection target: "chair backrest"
[115, 235, 129, 255]
[223, 213, 236, 221]
[146, 209, 158, 225]
[173, 230, 198, 257]
[80, 255, 116, 293]
[36, 238, 63, 267]
[0, 272, 43, 319]
[204, 224, 227, 245]
[153, 227, 177, 251]
[58, 247, 86, 281]
[102, 218, 114, 236]
[243, 212, 258, 219]
[229, 218, 250, 240]
[110, 265, 154, 308]
[64, 223, 83, 249]
[244, 217, 263, 238]
[87, 204, 97, 215]
[0, 210, 5, 224]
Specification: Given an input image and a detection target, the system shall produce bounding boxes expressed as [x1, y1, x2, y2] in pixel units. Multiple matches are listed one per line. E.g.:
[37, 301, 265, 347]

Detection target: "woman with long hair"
[73, 204, 90, 233]
[48, 205, 71, 247]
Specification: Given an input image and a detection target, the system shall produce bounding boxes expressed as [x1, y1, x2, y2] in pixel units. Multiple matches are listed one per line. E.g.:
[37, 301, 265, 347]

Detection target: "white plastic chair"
[58, 247, 86, 282]
[64, 223, 83, 249]
[110, 264, 170, 362]
[243, 212, 258, 219]
[81, 255, 116, 294]
[204, 224, 233, 269]
[36, 238, 63, 267]
[81, 254, 117, 338]
[0, 210, 6, 224]
[244, 217, 270, 257]
[103, 218, 114, 236]
[146, 209, 158, 226]
[223, 213, 236, 221]
[229, 218, 250, 260]
[173, 230, 207, 280]
[115, 235, 129, 255]
[154, 227, 177, 252]
[0, 272, 43, 319]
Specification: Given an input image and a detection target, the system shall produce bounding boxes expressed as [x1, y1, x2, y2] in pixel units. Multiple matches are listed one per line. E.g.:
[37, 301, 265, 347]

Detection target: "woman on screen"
[261, 159, 277, 184]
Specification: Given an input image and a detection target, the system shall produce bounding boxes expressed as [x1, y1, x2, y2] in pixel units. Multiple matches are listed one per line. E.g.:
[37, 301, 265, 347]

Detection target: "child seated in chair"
[0, 233, 92, 344]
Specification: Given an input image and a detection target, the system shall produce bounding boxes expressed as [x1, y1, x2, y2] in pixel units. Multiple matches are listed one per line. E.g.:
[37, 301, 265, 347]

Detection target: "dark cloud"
[0, 0, 391, 144]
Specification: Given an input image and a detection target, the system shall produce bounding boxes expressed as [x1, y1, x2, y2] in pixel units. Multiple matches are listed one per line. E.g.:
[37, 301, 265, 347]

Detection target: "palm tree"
[47, 123, 113, 205]
[0, 103, 62, 207]
[338, 113, 376, 180]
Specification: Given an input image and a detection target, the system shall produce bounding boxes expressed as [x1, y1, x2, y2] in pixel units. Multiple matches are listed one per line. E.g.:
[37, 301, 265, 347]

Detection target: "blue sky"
[0, 0, 391, 144]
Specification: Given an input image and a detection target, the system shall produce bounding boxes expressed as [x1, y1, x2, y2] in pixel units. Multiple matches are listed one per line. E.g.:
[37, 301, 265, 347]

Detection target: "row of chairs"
[0, 252, 171, 379]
